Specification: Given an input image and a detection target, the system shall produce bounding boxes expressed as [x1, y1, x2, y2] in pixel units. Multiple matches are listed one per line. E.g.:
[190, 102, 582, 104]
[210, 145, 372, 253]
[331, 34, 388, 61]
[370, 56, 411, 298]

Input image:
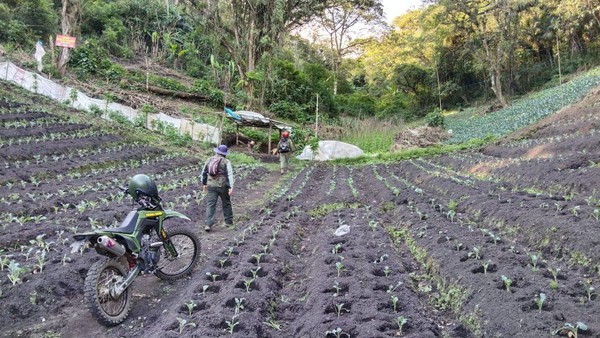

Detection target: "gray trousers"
[205, 186, 233, 227]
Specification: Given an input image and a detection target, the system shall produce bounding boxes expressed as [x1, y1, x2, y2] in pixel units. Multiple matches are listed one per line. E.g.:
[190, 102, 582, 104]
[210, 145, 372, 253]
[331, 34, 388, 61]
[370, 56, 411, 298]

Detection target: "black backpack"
[279, 138, 291, 153]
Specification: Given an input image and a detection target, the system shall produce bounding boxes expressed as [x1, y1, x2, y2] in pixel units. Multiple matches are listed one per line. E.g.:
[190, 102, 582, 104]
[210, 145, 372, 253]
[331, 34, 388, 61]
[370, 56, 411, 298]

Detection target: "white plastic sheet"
[0, 60, 220, 144]
[296, 140, 364, 161]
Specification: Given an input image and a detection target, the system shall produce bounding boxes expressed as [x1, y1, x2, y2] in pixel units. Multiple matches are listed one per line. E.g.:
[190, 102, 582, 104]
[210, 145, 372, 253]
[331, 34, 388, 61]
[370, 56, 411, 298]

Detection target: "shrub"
[425, 108, 445, 127]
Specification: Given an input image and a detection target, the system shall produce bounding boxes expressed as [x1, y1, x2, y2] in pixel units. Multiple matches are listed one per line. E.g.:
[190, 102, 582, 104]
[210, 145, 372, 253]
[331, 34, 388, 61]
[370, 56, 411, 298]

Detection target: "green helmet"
[128, 174, 159, 201]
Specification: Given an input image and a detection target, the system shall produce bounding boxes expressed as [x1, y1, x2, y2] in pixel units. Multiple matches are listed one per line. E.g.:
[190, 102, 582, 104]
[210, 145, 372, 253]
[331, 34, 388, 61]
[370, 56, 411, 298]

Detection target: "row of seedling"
[0, 128, 109, 148]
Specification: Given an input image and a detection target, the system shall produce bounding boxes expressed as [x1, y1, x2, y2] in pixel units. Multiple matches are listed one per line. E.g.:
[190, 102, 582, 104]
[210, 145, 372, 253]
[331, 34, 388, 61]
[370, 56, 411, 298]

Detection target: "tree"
[438, 0, 537, 107]
[57, 0, 80, 76]
[313, 0, 384, 94]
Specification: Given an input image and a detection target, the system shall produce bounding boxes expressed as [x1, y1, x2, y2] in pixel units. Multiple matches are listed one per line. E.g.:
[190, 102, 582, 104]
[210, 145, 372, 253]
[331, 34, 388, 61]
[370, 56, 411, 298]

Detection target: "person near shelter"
[201, 145, 234, 231]
[277, 130, 295, 174]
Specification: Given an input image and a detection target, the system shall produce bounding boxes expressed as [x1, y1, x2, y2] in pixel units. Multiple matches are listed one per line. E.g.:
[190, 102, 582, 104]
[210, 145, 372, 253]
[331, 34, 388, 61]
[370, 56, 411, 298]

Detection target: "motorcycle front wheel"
[84, 258, 132, 326]
[154, 226, 200, 280]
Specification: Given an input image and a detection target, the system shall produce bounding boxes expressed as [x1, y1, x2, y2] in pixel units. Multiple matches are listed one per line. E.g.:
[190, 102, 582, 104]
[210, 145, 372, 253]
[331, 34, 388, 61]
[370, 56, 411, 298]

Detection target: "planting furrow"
[372, 163, 598, 336]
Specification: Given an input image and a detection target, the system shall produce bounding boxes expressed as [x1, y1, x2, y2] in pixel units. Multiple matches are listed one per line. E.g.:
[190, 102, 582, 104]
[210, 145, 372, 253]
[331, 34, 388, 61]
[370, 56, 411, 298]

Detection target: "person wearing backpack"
[201, 144, 234, 232]
[277, 130, 295, 174]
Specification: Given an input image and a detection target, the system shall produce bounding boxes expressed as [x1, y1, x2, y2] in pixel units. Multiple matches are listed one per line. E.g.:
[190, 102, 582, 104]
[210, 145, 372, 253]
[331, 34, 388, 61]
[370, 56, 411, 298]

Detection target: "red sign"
[55, 35, 77, 48]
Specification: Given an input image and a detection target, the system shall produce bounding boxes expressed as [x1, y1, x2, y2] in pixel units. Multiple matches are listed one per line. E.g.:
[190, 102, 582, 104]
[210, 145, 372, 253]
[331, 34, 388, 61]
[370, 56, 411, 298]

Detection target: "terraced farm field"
[1, 80, 599, 338]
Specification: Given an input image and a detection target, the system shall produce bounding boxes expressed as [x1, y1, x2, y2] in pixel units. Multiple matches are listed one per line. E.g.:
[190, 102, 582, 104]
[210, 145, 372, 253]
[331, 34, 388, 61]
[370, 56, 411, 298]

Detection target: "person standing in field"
[201, 145, 234, 231]
[277, 130, 295, 174]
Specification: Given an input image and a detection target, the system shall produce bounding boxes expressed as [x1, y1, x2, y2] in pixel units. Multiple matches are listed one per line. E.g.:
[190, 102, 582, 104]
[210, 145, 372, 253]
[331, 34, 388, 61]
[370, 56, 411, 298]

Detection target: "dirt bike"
[71, 174, 200, 326]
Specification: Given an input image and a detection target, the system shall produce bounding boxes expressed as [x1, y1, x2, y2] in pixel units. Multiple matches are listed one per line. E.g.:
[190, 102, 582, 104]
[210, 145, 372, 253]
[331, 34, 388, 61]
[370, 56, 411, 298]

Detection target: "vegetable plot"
[1, 81, 600, 337]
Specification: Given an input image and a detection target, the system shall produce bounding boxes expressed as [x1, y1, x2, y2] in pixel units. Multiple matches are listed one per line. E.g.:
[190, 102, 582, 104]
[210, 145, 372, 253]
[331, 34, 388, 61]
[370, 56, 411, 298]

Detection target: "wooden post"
[236, 124, 239, 145]
[268, 123, 272, 155]
[315, 93, 319, 138]
[556, 34, 562, 85]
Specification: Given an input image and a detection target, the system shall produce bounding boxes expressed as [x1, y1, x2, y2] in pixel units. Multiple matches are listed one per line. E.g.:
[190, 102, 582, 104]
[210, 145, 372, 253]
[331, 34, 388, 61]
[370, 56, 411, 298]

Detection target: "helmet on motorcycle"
[282, 131, 290, 138]
[128, 174, 159, 201]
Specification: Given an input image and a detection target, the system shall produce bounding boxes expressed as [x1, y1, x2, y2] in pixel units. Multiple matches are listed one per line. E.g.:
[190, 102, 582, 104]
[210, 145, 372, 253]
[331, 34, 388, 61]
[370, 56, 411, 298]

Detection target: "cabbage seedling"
[332, 243, 342, 255]
[390, 295, 399, 312]
[206, 272, 220, 282]
[250, 266, 261, 279]
[325, 327, 349, 338]
[529, 253, 540, 271]
[547, 267, 560, 282]
[554, 322, 588, 338]
[243, 278, 254, 292]
[468, 247, 481, 260]
[332, 281, 341, 297]
[176, 317, 196, 334]
[534, 293, 546, 312]
[383, 266, 392, 277]
[584, 281, 596, 301]
[333, 303, 349, 317]
[225, 317, 239, 334]
[396, 316, 408, 336]
[482, 260, 491, 274]
[185, 300, 196, 316]
[335, 262, 345, 277]
[501, 275, 512, 292]
[8, 260, 27, 285]
[218, 258, 229, 268]
[252, 253, 264, 264]
[234, 297, 245, 315]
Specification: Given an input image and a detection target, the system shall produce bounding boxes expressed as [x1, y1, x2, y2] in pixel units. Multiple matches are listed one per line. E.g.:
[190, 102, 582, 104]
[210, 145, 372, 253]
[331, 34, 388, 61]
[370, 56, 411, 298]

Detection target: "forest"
[1, 0, 599, 125]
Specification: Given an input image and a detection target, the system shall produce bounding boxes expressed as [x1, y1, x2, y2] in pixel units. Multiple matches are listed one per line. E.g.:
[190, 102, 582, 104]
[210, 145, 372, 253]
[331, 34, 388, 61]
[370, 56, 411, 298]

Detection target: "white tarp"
[296, 140, 364, 161]
[0, 60, 220, 144]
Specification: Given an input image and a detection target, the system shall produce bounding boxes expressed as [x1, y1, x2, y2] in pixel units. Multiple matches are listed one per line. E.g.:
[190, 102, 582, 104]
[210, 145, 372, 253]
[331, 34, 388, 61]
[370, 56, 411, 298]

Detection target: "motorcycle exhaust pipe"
[97, 236, 126, 257]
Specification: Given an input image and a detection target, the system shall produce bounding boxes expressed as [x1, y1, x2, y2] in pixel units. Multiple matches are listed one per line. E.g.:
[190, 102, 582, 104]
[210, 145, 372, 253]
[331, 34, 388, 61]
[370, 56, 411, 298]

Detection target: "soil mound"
[390, 126, 450, 151]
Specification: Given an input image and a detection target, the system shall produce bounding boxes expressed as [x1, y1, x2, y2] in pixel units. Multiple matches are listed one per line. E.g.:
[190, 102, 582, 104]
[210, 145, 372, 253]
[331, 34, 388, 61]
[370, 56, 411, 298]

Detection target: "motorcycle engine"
[139, 235, 161, 273]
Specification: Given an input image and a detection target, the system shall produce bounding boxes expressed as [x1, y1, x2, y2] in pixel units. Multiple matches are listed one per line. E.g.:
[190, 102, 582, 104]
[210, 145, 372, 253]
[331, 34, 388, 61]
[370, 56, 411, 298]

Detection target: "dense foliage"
[0, 0, 599, 125]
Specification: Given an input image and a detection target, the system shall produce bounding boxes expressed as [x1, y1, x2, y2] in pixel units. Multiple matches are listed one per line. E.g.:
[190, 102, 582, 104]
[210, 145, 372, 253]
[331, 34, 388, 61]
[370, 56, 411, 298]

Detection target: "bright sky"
[381, 0, 425, 24]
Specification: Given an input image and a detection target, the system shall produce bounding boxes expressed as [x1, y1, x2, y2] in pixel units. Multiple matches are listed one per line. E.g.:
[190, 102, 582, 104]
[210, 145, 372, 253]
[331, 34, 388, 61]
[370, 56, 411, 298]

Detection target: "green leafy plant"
[335, 261, 345, 277]
[185, 300, 196, 316]
[390, 295, 399, 312]
[206, 272, 220, 282]
[482, 260, 491, 274]
[225, 317, 239, 334]
[234, 297, 245, 316]
[383, 266, 392, 277]
[252, 252, 264, 264]
[333, 303, 349, 317]
[468, 247, 481, 260]
[7, 260, 28, 285]
[243, 278, 254, 292]
[584, 281, 596, 301]
[553, 322, 588, 338]
[332, 281, 342, 297]
[534, 293, 546, 312]
[250, 266, 262, 279]
[529, 252, 540, 271]
[396, 316, 408, 336]
[501, 275, 512, 292]
[332, 243, 342, 254]
[325, 327, 350, 338]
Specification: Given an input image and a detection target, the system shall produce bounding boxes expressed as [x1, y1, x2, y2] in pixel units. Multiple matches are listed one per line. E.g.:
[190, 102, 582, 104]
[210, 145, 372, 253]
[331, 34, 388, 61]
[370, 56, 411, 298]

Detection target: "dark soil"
[1, 80, 599, 338]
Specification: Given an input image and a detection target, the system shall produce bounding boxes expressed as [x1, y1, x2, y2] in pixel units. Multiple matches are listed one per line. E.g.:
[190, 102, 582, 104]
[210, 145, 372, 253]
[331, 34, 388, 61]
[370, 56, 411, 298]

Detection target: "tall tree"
[184, 0, 376, 106]
[58, 0, 80, 76]
[438, 0, 536, 107]
[314, 0, 384, 94]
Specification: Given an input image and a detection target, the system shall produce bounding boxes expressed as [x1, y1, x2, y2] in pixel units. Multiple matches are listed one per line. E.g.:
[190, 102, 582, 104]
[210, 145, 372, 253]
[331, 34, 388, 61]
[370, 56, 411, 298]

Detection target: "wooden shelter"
[225, 108, 292, 154]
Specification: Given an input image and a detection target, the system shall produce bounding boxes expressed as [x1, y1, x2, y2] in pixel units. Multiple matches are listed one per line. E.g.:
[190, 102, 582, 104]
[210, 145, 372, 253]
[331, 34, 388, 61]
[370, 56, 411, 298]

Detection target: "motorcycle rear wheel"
[154, 226, 200, 280]
[84, 258, 132, 326]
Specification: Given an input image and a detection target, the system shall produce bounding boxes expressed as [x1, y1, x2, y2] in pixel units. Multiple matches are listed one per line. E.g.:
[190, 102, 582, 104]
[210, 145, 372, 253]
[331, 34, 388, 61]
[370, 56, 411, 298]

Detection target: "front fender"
[163, 210, 191, 221]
